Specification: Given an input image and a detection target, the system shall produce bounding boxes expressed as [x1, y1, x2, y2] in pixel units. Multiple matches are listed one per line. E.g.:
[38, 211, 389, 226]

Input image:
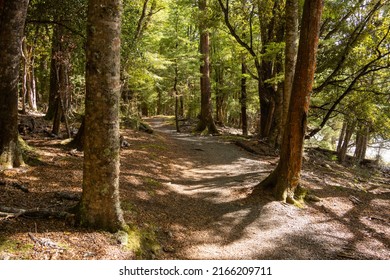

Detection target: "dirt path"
[123, 117, 390, 260]
[1, 116, 389, 260]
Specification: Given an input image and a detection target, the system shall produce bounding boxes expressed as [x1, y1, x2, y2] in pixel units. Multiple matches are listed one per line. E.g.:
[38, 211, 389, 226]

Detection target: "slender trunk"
[338, 120, 356, 163]
[241, 59, 248, 136]
[354, 124, 369, 163]
[179, 95, 184, 117]
[46, 25, 61, 120]
[28, 49, 37, 111]
[215, 65, 225, 125]
[157, 87, 162, 115]
[174, 63, 180, 132]
[21, 38, 28, 114]
[337, 119, 347, 153]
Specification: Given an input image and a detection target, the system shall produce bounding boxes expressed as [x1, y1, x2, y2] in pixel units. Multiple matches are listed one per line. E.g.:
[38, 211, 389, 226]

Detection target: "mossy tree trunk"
[255, 0, 323, 203]
[78, 0, 126, 232]
[0, 0, 29, 170]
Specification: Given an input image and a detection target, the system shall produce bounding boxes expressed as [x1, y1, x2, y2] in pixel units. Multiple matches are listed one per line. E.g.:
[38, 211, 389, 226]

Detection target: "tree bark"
[280, 0, 299, 146]
[78, 0, 126, 232]
[69, 116, 85, 151]
[0, 0, 29, 170]
[338, 120, 355, 163]
[354, 124, 369, 164]
[337, 119, 347, 153]
[45, 24, 61, 120]
[241, 59, 248, 136]
[215, 65, 225, 126]
[255, 0, 323, 202]
[195, 0, 219, 134]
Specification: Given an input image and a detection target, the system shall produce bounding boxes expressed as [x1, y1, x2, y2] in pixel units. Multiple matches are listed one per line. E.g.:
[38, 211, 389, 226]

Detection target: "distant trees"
[78, 0, 126, 232]
[0, 0, 29, 170]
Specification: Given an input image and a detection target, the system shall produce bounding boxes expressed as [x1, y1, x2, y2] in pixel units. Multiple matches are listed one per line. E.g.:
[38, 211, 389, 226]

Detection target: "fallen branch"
[0, 205, 74, 220]
[0, 181, 29, 193]
[55, 192, 81, 201]
[234, 140, 261, 155]
[11, 182, 29, 193]
[28, 233, 63, 249]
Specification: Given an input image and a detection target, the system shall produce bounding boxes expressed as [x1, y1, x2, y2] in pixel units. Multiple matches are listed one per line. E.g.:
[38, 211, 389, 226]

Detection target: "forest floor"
[0, 115, 389, 260]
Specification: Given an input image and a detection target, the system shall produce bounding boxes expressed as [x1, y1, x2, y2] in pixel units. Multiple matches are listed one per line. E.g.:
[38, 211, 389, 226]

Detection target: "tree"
[254, 0, 323, 203]
[196, 0, 219, 134]
[78, 0, 126, 232]
[0, 0, 29, 170]
[217, 0, 285, 142]
[279, 0, 299, 146]
[309, 0, 389, 138]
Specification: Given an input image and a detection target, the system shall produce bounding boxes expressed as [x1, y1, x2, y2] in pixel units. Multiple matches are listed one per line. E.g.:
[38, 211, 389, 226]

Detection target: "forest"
[0, 0, 389, 260]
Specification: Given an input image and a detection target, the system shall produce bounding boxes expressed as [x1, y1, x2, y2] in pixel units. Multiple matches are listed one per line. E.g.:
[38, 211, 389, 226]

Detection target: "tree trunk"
[174, 63, 180, 132]
[0, 0, 29, 170]
[78, 0, 126, 232]
[69, 117, 85, 151]
[354, 124, 369, 164]
[241, 59, 248, 136]
[337, 119, 347, 153]
[195, 0, 219, 135]
[280, 0, 299, 146]
[338, 120, 355, 163]
[255, 0, 323, 203]
[45, 25, 61, 120]
[215, 65, 225, 126]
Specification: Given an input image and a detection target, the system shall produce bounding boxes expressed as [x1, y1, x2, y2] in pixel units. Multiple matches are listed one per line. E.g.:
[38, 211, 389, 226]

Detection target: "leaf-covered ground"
[0, 115, 389, 260]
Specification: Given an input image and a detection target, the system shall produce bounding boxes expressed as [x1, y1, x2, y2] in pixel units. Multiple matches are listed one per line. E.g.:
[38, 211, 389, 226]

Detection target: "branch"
[0, 206, 74, 220]
[217, 0, 257, 58]
[314, 0, 383, 93]
[308, 50, 390, 138]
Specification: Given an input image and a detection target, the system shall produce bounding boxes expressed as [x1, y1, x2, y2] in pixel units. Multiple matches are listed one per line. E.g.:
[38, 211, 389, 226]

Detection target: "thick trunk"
[0, 0, 29, 169]
[196, 0, 219, 134]
[256, 0, 323, 202]
[79, 0, 126, 232]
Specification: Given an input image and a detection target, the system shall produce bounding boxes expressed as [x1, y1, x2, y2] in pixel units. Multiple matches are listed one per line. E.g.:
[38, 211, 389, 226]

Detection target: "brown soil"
[0, 116, 389, 260]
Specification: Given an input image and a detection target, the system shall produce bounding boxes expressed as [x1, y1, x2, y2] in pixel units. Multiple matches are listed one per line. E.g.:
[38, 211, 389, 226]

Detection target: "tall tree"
[78, 0, 126, 232]
[196, 0, 219, 134]
[0, 0, 29, 169]
[254, 0, 323, 203]
[279, 0, 299, 146]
